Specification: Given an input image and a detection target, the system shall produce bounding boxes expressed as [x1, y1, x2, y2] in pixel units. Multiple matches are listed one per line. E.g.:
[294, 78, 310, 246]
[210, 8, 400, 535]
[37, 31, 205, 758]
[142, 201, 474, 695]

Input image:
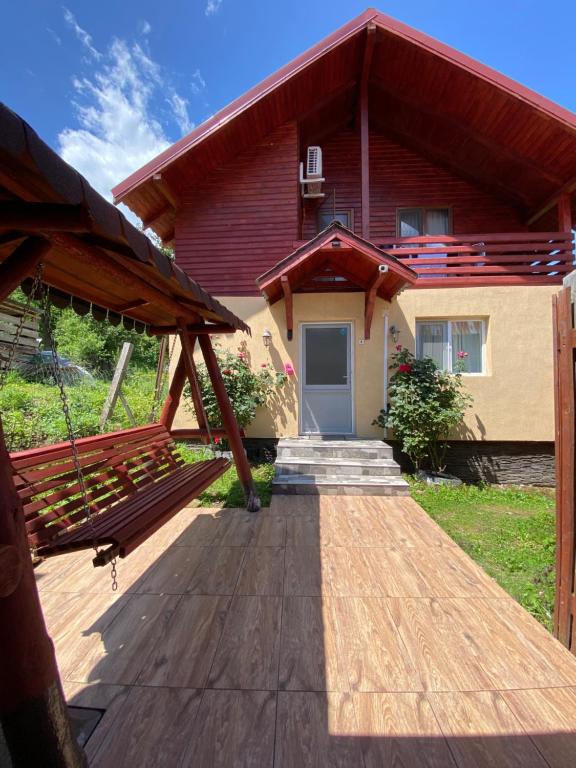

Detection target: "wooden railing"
[380, 232, 574, 287]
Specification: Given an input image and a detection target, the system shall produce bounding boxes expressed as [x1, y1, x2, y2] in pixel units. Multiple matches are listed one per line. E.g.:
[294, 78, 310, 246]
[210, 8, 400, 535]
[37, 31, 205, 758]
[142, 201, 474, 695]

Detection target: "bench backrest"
[10, 423, 183, 550]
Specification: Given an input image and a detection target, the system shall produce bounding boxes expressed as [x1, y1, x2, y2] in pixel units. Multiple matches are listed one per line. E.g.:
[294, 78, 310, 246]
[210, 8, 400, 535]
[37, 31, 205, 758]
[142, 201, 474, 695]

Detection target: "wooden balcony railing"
[379, 232, 575, 287]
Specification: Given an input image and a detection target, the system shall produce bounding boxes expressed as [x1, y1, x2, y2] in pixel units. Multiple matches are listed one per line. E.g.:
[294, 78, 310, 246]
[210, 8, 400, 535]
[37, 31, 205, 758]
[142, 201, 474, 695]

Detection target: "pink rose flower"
[398, 363, 412, 374]
[396, 344, 403, 351]
[284, 362, 295, 375]
[457, 351, 469, 359]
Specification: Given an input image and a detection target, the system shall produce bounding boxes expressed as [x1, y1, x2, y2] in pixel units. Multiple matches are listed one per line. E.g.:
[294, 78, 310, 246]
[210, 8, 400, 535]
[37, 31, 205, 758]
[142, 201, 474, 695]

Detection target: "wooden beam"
[198, 334, 259, 511]
[152, 173, 180, 210]
[160, 352, 186, 430]
[281, 275, 293, 341]
[142, 203, 173, 231]
[179, 328, 211, 444]
[99, 342, 135, 430]
[0, 202, 92, 233]
[558, 193, 573, 233]
[148, 323, 237, 336]
[0, 236, 51, 303]
[527, 180, 576, 226]
[355, 23, 376, 130]
[364, 269, 386, 340]
[359, 24, 375, 241]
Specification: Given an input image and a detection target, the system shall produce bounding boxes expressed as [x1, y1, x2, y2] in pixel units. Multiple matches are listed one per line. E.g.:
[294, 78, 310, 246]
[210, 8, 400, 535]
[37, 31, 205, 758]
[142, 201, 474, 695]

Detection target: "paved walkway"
[36, 495, 576, 767]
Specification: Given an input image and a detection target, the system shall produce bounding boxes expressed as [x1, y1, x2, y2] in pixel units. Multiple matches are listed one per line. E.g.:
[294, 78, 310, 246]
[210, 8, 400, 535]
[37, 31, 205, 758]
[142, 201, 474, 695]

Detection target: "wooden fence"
[0, 299, 41, 370]
[553, 285, 576, 649]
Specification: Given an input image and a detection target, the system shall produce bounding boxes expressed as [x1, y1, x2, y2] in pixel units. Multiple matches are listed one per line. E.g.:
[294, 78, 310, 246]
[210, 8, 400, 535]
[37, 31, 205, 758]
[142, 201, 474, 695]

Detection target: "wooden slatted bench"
[10, 423, 230, 566]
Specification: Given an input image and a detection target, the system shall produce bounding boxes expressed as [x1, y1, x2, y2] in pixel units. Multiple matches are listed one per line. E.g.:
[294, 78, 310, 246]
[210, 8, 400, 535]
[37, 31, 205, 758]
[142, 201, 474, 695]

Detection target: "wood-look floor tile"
[185, 546, 246, 595]
[279, 596, 349, 692]
[286, 516, 321, 547]
[428, 691, 549, 768]
[137, 595, 230, 688]
[275, 691, 364, 768]
[362, 547, 430, 596]
[172, 511, 224, 546]
[34, 552, 85, 591]
[502, 687, 576, 768]
[235, 547, 284, 595]
[179, 689, 276, 768]
[66, 594, 179, 685]
[284, 546, 326, 596]
[134, 546, 204, 594]
[334, 597, 423, 692]
[324, 547, 380, 596]
[63, 680, 128, 710]
[410, 548, 506, 598]
[211, 510, 257, 546]
[207, 595, 281, 690]
[387, 598, 495, 692]
[87, 686, 203, 768]
[353, 692, 457, 767]
[251, 515, 286, 547]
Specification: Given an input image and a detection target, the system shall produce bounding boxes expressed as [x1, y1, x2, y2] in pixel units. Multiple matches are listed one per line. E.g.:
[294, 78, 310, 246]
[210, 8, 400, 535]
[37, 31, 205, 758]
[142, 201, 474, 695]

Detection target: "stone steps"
[273, 438, 409, 496]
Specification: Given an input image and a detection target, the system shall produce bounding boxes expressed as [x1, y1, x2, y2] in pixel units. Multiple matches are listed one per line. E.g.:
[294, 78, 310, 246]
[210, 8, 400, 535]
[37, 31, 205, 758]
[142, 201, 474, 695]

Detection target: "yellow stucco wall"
[173, 285, 559, 442]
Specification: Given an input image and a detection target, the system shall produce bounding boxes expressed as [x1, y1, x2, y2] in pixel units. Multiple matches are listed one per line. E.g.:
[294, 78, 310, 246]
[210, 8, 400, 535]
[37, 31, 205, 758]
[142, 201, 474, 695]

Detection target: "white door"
[300, 323, 353, 435]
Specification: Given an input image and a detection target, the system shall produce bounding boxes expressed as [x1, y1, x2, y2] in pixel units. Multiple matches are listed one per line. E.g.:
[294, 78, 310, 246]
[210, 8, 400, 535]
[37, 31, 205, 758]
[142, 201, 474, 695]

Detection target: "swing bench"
[12, 424, 230, 566]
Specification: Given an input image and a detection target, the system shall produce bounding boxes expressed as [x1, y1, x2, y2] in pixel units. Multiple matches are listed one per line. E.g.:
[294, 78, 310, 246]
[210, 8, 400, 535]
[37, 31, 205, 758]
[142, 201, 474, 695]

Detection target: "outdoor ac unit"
[299, 146, 325, 198]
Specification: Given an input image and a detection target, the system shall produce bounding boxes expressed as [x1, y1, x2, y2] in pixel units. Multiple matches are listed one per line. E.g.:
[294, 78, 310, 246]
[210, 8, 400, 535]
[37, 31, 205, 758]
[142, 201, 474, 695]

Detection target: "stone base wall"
[242, 438, 556, 487]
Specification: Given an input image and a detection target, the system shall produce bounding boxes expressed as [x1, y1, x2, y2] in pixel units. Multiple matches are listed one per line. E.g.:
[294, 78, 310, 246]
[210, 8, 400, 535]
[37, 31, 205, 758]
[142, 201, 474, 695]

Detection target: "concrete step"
[275, 456, 401, 477]
[272, 474, 410, 496]
[276, 438, 393, 461]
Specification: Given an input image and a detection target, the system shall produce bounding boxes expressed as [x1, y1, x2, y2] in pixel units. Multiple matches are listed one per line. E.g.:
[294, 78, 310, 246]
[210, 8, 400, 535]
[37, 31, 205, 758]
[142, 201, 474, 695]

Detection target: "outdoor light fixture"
[389, 325, 400, 344]
[262, 329, 272, 348]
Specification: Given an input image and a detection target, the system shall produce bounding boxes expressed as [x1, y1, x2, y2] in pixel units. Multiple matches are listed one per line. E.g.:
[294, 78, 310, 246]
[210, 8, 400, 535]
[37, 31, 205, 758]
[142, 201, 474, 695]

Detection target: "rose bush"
[187, 346, 287, 430]
[373, 346, 472, 472]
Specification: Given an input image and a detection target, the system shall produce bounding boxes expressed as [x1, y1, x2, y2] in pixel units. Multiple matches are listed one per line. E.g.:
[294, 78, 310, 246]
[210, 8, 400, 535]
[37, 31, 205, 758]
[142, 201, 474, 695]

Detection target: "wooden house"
[114, 8, 576, 483]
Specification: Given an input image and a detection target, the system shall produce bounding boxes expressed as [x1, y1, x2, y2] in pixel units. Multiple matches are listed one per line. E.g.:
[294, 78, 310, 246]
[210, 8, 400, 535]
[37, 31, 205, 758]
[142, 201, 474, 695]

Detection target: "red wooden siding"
[175, 122, 299, 296]
[303, 128, 527, 242]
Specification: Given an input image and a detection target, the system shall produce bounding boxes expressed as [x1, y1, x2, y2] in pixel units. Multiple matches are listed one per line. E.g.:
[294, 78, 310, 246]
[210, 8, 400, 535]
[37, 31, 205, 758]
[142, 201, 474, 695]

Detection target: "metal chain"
[110, 558, 118, 591]
[0, 263, 45, 392]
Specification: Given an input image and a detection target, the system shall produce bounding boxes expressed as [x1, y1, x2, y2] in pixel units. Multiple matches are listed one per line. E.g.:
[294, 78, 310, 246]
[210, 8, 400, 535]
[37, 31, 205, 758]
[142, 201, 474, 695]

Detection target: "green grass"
[176, 442, 275, 508]
[409, 479, 556, 629]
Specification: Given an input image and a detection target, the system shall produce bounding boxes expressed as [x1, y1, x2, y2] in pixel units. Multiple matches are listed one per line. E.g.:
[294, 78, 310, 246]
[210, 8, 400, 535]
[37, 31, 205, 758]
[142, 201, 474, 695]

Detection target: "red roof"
[113, 8, 576, 243]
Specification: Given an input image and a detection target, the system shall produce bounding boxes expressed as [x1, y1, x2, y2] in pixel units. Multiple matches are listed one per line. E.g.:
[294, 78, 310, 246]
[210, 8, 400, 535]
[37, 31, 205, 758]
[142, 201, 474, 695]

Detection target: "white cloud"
[139, 19, 152, 35]
[205, 0, 223, 16]
[47, 27, 62, 46]
[63, 7, 101, 60]
[191, 68, 206, 94]
[167, 92, 193, 134]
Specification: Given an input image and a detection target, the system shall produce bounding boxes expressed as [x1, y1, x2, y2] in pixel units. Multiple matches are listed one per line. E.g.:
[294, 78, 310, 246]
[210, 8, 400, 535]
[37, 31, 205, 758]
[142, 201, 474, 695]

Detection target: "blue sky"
[1, 0, 575, 206]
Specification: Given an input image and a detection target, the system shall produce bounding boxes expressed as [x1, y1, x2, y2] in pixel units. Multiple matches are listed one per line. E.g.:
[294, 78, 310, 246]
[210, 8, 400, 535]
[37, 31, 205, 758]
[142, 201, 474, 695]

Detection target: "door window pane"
[398, 208, 422, 237]
[305, 327, 348, 386]
[451, 321, 483, 373]
[416, 322, 446, 370]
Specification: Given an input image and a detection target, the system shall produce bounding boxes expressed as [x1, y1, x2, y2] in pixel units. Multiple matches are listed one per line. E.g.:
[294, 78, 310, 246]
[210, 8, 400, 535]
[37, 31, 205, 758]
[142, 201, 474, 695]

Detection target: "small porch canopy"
[0, 102, 249, 336]
[256, 221, 417, 340]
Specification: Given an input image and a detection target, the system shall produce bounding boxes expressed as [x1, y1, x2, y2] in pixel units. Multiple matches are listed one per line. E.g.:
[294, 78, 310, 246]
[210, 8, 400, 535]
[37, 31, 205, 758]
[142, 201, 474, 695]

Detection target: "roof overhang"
[0, 103, 249, 335]
[114, 8, 576, 242]
[256, 221, 417, 340]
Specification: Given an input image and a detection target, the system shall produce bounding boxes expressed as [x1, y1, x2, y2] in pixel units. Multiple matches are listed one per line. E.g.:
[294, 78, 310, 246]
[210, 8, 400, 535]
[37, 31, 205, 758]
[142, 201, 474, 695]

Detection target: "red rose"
[395, 344, 403, 351]
[213, 437, 221, 444]
[398, 363, 412, 374]
[222, 369, 232, 374]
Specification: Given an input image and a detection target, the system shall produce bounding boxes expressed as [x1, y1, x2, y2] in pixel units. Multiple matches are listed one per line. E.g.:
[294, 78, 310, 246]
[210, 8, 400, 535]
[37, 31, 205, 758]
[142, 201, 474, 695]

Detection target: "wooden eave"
[256, 222, 417, 339]
[0, 103, 249, 335]
[114, 8, 576, 239]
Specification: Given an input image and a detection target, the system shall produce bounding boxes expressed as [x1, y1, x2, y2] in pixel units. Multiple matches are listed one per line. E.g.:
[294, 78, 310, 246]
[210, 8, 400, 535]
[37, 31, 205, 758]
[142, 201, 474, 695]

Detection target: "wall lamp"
[262, 329, 272, 348]
[389, 325, 400, 344]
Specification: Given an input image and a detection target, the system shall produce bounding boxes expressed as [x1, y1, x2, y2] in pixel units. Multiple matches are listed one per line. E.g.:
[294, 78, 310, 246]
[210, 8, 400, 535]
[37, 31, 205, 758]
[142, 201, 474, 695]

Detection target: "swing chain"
[110, 557, 118, 591]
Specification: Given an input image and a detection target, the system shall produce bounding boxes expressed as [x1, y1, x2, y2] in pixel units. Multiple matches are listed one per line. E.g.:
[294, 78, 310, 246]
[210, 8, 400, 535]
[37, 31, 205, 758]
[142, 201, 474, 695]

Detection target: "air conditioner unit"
[299, 146, 325, 198]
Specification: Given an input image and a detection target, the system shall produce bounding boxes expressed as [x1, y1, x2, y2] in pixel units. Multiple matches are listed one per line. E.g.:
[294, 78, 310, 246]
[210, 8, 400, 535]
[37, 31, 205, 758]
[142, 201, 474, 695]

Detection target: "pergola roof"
[114, 8, 576, 243]
[256, 222, 417, 339]
[0, 103, 249, 335]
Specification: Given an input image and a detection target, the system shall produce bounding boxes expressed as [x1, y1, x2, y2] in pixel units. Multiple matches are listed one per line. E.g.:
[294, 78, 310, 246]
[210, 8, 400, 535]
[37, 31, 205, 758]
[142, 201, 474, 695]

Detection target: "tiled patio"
[36, 495, 576, 767]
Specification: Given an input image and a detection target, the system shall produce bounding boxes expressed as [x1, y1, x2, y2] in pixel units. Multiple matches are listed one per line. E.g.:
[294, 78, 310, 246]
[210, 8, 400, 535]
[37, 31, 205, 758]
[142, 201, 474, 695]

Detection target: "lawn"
[410, 479, 556, 629]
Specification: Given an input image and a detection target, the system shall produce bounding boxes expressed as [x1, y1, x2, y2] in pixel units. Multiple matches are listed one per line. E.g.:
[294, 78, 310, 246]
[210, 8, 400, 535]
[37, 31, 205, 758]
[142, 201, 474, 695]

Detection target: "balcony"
[379, 231, 575, 288]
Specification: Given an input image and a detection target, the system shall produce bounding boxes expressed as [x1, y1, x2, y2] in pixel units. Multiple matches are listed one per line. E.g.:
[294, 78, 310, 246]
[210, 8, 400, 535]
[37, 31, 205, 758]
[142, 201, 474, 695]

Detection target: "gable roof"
[113, 8, 576, 243]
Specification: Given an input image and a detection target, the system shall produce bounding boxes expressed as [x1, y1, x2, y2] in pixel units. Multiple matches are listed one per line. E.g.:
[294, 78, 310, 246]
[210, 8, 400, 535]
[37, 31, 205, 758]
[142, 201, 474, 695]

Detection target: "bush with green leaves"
[187, 347, 287, 429]
[373, 346, 472, 472]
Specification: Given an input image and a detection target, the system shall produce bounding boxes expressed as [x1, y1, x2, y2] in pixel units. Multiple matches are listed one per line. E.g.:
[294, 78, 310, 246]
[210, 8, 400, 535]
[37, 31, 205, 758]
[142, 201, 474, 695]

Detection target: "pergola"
[0, 102, 255, 766]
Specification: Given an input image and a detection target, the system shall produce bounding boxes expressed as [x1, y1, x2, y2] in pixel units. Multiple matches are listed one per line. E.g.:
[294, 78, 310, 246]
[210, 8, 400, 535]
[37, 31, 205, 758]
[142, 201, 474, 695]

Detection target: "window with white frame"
[416, 319, 485, 374]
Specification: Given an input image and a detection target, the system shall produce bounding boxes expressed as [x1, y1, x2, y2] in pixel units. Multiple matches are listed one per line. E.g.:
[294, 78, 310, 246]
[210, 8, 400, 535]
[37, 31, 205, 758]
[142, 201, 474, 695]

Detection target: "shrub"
[187, 347, 286, 429]
[373, 346, 472, 472]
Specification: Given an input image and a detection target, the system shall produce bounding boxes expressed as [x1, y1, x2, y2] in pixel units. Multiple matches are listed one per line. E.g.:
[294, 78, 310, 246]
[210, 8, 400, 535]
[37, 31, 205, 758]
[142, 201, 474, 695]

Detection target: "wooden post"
[558, 193, 573, 233]
[99, 342, 135, 429]
[364, 269, 386, 340]
[0, 236, 51, 303]
[553, 287, 576, 649]
[281, 275, 293, 341]
[149, 335, 168, 421]
[0, 416, 86, 766]
[359, 24, 375, 240]
[198, 334, 260, 512]
[160, 351, 186, 430]
[179, 329, 212, 444]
